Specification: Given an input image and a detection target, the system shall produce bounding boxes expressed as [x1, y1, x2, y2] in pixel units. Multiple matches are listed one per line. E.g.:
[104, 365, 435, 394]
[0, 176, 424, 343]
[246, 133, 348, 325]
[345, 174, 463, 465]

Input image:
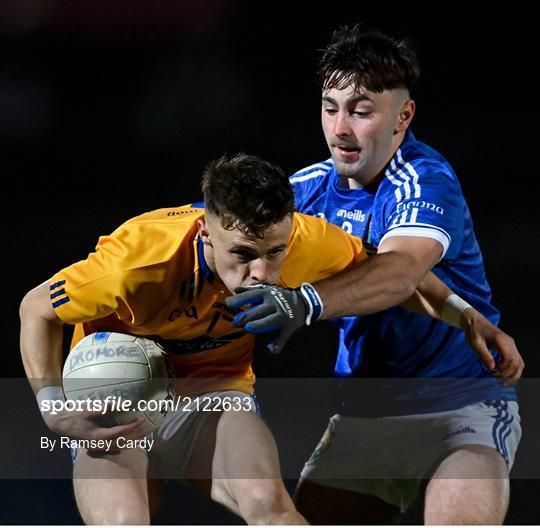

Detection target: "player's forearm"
[19, 292, 64, 394]
[400, 271, 453, 319]
[314, 251, 424, 319]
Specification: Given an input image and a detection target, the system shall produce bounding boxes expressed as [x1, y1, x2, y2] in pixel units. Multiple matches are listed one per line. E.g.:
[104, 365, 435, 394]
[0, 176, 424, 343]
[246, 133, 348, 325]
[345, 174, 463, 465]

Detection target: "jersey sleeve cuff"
[49, 277, 72, 321]
[379, 225, 450, 260]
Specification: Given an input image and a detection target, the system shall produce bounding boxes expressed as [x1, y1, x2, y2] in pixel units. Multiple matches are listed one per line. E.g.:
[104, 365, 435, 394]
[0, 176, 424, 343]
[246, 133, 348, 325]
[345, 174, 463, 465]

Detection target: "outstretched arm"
[228, 236, 440, 350]
[20, 280, 149, 441]
[227, 235, 524, 384]
[314, 235, 441, 318]
[405, 271, 524, 385]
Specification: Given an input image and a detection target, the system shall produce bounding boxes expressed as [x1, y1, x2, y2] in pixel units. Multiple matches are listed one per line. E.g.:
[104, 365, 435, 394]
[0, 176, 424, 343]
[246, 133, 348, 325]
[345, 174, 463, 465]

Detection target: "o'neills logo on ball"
[69, 345, 140, 370]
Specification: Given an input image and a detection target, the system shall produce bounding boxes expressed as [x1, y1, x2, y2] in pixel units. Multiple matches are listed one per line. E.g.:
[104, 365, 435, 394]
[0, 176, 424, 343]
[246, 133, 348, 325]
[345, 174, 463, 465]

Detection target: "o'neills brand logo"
[69, 346, 140, 370]
[336, 209, 366, 222]
[444, 426, 477, 440]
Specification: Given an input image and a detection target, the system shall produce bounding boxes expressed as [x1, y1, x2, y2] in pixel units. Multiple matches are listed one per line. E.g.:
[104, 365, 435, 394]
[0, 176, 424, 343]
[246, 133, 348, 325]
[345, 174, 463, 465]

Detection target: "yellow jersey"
[50, 205, 366, 395]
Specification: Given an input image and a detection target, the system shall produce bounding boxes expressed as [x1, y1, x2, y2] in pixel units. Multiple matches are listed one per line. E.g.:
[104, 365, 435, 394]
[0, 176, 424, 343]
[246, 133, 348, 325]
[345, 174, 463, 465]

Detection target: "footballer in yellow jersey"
[22, 153, 327, 524]
[50, 204, 366, 396]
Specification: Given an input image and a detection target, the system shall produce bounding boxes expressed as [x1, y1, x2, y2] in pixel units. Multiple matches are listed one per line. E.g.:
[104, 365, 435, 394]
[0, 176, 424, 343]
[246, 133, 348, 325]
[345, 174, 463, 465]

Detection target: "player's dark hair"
[202, 153, 294, 238]
[319, 24, 420, 94]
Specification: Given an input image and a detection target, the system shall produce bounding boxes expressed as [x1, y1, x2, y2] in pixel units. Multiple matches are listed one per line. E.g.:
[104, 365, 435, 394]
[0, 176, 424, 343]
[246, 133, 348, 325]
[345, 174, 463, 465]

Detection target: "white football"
[62, 332, 175, 431]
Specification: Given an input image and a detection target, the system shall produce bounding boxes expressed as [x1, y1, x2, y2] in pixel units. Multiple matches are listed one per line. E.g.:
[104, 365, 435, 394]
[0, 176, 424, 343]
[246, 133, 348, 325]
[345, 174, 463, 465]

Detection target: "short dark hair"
[202, 153, 294, 238]
[319, 24, 420, 94]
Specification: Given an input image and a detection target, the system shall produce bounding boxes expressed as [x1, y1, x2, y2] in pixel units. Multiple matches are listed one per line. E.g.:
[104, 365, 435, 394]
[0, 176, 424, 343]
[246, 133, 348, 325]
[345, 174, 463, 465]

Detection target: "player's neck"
[344, 169, 384, 190]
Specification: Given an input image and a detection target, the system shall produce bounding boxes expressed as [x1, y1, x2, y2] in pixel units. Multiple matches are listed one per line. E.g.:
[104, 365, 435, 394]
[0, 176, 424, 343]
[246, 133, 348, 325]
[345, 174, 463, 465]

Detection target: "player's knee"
[425, 478, 509, 525]
[86, 505, 150, 525]
[426, 503, 506, 525]
[239, 480, 295, 524]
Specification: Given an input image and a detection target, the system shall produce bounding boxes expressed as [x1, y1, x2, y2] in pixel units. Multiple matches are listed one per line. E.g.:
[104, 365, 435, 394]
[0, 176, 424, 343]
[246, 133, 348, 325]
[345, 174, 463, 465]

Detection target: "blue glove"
[225, 283, 324, 353]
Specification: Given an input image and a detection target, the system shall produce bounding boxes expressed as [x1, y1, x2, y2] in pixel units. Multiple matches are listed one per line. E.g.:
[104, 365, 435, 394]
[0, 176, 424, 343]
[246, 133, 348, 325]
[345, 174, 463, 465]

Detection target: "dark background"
[2, 0, 538, 524]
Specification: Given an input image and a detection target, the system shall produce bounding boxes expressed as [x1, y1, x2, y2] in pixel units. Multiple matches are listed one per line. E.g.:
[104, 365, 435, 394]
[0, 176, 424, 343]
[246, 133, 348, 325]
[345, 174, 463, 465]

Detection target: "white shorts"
[72, 390, 258, 480]
[148, 390, 258, 479]
[300, 400, 521, 512]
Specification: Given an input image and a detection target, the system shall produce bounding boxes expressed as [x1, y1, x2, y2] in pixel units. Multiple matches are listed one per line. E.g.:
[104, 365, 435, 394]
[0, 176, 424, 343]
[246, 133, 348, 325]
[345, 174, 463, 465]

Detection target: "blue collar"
[197, 236, 214, 283]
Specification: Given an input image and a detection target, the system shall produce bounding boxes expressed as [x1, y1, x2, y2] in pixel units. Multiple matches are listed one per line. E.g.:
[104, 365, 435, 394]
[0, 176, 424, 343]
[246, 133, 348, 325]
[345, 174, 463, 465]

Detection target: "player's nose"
[334, 111, 351, 136]
[249, 259, 271, 284]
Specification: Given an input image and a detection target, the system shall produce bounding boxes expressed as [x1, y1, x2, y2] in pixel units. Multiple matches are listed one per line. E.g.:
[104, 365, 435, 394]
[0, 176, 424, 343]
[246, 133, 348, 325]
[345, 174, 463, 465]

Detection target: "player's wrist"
[36, 385, 65, 415]
[441, 293, 472, 328]
[299, 282, 324, 325]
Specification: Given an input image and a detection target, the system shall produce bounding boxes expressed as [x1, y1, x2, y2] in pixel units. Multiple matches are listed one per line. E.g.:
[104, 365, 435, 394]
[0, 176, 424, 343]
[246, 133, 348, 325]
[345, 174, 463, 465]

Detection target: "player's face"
[200, 215, 293, 292]
[321, 84, 413, 185]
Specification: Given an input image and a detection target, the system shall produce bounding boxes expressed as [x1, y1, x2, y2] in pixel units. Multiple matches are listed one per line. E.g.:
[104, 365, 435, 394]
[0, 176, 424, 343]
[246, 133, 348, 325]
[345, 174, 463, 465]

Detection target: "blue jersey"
[291, 130, 515, 414]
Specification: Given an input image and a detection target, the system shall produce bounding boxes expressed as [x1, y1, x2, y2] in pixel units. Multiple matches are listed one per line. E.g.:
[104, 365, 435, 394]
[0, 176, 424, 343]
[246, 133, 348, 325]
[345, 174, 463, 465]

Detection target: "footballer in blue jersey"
[294, 25, 523, 525]
[291, 131, 515, 414]
[229, 25, 524, 524]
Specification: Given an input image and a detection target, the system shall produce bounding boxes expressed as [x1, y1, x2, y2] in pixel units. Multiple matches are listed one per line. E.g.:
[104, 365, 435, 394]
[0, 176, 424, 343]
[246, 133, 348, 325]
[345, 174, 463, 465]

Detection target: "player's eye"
[352, 110, 371, 117]
[267, 248, 284, 258]
[232, 250, 256, 261]
[323, 107, 337, 115]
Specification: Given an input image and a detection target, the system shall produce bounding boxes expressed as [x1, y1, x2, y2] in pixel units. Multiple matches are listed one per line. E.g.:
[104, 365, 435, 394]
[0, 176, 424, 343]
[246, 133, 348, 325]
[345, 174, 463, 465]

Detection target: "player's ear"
[394, 98, 415, 134]
[197, 218, 212, 246]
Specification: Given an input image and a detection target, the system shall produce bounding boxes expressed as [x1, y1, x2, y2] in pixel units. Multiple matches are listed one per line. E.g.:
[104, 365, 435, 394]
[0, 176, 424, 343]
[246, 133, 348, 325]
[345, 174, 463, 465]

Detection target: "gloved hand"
[225, 283, 323, 353]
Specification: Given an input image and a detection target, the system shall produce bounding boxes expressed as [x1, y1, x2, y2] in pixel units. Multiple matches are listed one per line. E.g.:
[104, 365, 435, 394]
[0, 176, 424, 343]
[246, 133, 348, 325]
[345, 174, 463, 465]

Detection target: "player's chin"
[226, 280, 253, 293]
[333, 158, 361, 177]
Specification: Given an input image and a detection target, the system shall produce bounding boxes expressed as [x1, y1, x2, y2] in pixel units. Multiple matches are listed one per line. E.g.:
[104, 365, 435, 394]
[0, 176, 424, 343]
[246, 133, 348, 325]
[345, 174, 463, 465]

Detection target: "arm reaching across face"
[226, 235, 440, 353]
[227, 234, 524, 384]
